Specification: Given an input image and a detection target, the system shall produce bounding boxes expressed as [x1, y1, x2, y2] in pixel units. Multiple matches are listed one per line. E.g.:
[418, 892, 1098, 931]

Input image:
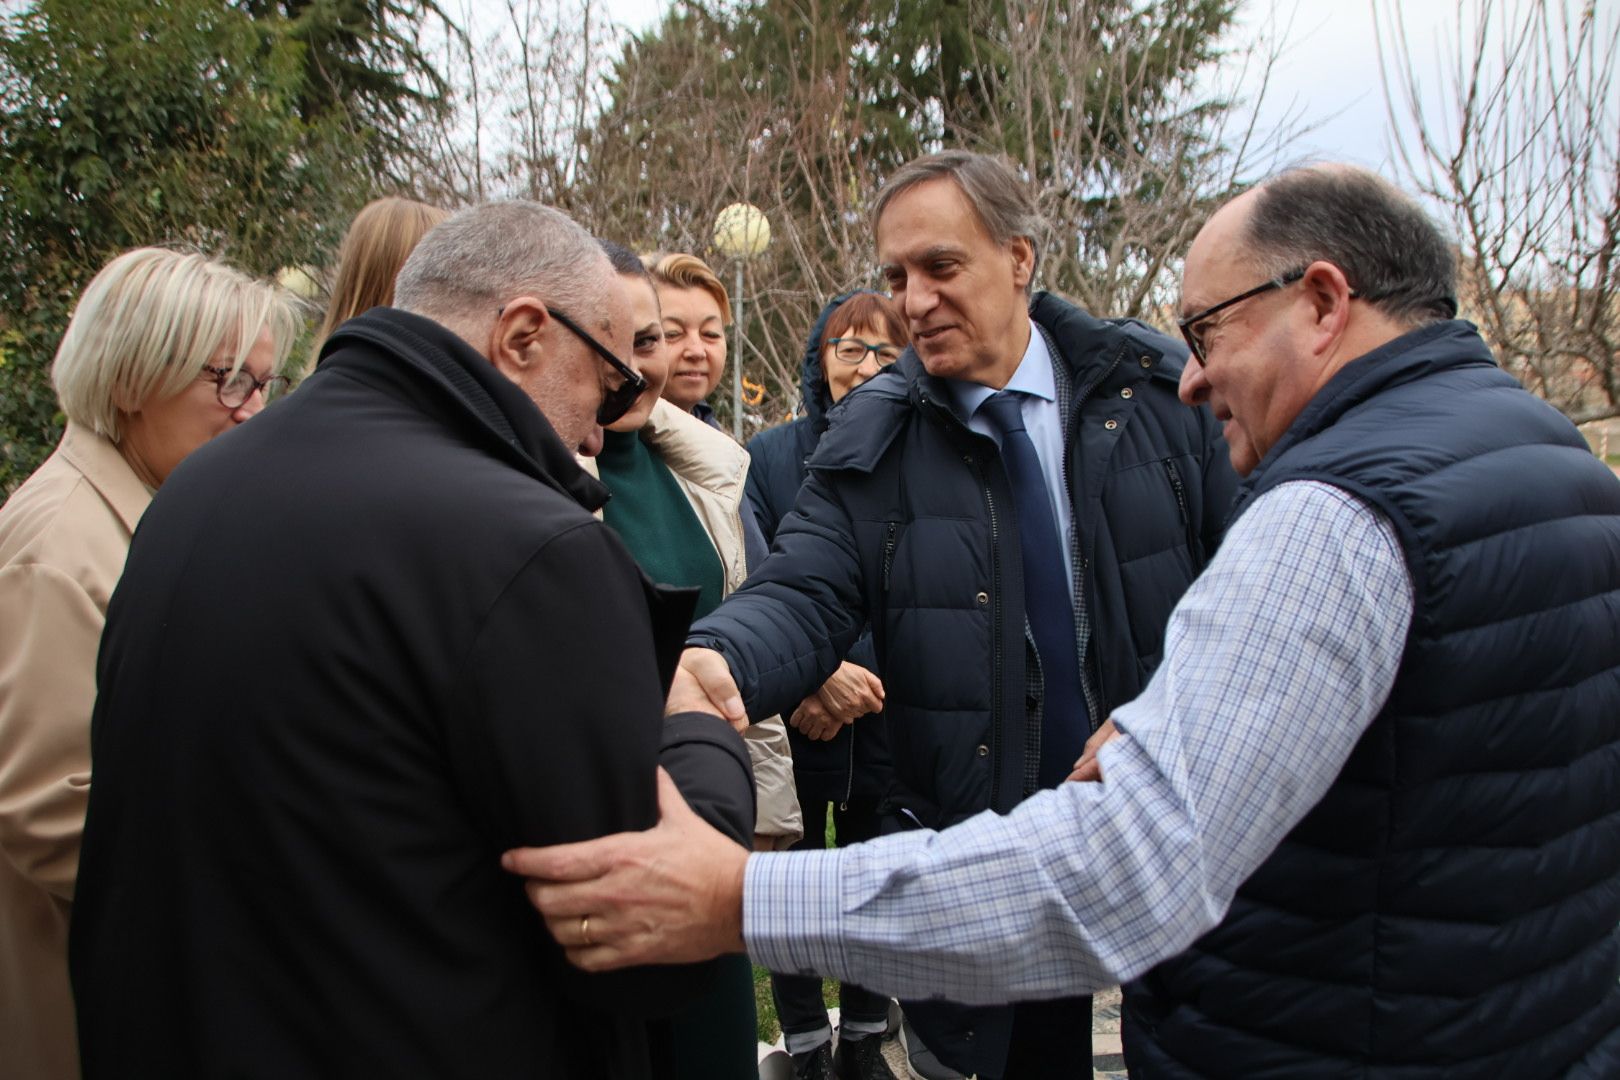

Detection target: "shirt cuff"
[743, 846, 850, 980]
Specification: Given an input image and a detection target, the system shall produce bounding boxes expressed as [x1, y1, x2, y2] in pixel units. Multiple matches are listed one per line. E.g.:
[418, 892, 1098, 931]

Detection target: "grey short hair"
[51, 248, 302, 441]
[1243, 166, 1458, 326]
[394, 200, 611, 332]
[872, 151, 1045, 292]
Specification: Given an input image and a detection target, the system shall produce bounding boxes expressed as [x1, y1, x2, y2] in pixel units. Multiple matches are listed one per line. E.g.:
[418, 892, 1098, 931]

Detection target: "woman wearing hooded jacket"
[746, 292, 909, 1080]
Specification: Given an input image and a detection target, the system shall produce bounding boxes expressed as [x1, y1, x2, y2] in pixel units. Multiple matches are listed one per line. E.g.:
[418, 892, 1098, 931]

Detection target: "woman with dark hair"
[746, 292, 909, 1080]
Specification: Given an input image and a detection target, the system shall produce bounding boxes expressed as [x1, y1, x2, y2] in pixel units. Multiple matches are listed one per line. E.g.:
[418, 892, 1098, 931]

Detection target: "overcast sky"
[1237, 0, 1483, 171]
[582, 0, 1478, 174]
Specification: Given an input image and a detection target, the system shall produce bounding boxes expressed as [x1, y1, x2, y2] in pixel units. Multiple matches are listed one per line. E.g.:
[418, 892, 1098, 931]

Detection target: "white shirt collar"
[948, 318, 1054, 420]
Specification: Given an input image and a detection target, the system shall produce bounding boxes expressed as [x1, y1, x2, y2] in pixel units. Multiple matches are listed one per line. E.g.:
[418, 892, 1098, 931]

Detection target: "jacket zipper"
[921, 390, 1004, 811]
[1163, 459, 1202, 572]
[1065, 351, 1123, 726]
[840, 727, 855, 812]
[882, 521, 897, 592]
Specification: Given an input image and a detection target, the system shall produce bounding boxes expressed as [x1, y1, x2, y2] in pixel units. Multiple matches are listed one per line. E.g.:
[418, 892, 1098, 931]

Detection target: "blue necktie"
[978, 391, 1088, 788]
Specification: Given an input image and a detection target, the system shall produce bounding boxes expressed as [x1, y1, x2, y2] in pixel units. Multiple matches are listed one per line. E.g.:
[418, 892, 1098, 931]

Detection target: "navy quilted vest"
[1123, 321, 1620, 1078]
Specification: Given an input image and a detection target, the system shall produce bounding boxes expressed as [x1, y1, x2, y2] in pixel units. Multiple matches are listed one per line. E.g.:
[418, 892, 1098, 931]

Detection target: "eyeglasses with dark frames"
[826, 337, 901, 366]
[198, 365, 290, 408]
[1177, 268, 1311, 367]
[544, 307, 649, 425]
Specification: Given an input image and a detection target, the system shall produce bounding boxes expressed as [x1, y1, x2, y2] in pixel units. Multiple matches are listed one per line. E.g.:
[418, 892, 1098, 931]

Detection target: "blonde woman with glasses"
[0, 247, 299, 1079]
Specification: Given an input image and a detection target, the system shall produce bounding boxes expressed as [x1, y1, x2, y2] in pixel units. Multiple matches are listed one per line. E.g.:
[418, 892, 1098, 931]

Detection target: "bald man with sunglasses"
[70, 201, 757, 1080]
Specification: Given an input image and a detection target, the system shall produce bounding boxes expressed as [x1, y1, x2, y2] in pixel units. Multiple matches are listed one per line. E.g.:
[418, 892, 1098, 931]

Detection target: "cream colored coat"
[0, 423, 151, 1080]
[583, 400, 802, 848]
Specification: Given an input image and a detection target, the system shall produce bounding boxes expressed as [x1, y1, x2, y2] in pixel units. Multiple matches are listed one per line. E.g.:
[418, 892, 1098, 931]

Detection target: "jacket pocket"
[878, 788, 942, 835]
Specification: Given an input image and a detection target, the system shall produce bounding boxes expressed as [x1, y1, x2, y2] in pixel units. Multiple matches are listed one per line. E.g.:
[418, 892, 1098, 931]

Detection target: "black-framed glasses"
[545, 307, 648, 425]
[198, 365, 289, 408]
[827, 337, 901, 366]
[1177, 268, 1309, 366]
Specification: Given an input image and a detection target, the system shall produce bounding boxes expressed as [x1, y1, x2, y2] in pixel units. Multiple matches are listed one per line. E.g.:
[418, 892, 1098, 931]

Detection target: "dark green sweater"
[594, 431, 754, 1080]
[595, 429, 724, 620]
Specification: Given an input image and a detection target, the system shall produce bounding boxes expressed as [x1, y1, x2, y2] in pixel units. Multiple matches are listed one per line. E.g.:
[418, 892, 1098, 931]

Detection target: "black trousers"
[770, 796, 889, 1037]
[994, 996, 1093, 1079]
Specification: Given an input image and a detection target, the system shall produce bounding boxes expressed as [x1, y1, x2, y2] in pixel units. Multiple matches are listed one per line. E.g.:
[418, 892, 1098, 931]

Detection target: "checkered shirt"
[742, 480, 1413, 1003]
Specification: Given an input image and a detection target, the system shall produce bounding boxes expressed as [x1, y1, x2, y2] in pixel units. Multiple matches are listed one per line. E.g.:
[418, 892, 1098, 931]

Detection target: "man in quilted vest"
[509, 165, 1620, 1079]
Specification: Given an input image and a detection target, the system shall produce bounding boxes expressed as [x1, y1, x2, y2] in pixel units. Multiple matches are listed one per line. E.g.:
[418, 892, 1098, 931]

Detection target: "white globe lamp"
[711, 202, 771, 438]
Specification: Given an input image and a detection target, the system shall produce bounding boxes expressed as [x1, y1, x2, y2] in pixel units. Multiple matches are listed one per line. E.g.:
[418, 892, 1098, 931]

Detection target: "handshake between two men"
[500, 647, 1119, 973]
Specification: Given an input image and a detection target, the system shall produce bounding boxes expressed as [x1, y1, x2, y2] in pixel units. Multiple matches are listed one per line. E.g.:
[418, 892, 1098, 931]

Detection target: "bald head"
[394, 200, 615, 346]
[1177, 166, 1456, 477]
[393, 201, 631, 457]
[1220, 165, 1457, 327]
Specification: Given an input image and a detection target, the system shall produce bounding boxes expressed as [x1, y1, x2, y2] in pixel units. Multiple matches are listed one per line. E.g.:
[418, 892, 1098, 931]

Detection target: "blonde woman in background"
[644, 251, 732, 430]
[311, 196, 449, 363]
[0, 248, 300, 1079]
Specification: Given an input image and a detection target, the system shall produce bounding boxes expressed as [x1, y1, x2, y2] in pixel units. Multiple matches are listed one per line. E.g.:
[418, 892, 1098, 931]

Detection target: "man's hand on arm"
[503, 767, 749, 971]
[667, 647, 748, 731]
[1068, 717, 1120, 782]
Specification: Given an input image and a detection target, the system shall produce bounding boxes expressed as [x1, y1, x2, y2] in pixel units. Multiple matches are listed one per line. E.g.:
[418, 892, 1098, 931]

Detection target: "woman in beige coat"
[0, 248, 300, 1079]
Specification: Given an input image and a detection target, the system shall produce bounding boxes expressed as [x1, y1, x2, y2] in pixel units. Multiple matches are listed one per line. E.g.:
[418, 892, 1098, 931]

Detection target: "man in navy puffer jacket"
[690, 152, 1236, 1078]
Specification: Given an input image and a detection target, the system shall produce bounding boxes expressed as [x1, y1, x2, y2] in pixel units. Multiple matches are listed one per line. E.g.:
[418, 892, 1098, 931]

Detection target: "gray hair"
[1243, 166, 1458, 326]
[52, 248, 302, 441]
[394, 200, 612, 333]
[872, 151, 1045, 292]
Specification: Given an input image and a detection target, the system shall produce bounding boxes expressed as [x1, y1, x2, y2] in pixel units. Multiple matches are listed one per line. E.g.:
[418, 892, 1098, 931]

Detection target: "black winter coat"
[70, 309, 756, 1080]
[745, 293, 891, 806]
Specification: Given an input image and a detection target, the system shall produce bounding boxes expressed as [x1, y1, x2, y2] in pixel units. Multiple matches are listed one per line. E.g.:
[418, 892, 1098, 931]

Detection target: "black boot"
[834, 1035, 898, 1080]
[791, 1041, 836, 1080]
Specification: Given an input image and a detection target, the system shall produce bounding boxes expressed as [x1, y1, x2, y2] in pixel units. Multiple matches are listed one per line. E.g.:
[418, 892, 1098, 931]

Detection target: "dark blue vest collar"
[1234, 320, 1496, 515]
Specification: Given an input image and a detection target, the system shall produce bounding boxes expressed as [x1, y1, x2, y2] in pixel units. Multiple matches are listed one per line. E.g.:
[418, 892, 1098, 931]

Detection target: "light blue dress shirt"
[742, 480, 1414, 1003]
[947, 319, 1075, 598]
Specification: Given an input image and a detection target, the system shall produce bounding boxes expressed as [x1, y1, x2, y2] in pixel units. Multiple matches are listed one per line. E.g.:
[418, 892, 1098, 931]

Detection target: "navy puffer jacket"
[694, 290, 1235, 827]
[745, 294, 892, 806]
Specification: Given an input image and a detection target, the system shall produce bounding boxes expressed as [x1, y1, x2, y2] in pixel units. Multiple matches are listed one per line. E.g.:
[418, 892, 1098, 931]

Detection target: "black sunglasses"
[544, 307, 648, 425]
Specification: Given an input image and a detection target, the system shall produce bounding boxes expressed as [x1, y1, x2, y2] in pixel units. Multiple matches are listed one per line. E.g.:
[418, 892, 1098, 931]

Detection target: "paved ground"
[762, 987, 1128, 1078]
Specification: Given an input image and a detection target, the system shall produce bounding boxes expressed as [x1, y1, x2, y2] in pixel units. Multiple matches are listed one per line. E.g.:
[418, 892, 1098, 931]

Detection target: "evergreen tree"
[0, 0, 366, 491]
[235, 0, 451, 174]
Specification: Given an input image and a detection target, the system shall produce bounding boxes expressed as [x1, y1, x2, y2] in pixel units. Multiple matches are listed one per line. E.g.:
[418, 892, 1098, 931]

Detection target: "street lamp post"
[711, 202, 770, 440]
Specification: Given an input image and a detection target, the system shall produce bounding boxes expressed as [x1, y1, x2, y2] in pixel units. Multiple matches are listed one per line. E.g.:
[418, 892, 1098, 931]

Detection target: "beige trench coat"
[0, 422, 151, 1079]
[583, 399, 802, 848]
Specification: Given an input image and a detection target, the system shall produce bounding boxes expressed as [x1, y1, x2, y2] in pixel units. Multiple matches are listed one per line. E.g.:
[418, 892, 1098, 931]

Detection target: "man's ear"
[1008, 235, 1035, 291]
[1301, 260, 1354, 356]
[486, 298, 547, 382]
